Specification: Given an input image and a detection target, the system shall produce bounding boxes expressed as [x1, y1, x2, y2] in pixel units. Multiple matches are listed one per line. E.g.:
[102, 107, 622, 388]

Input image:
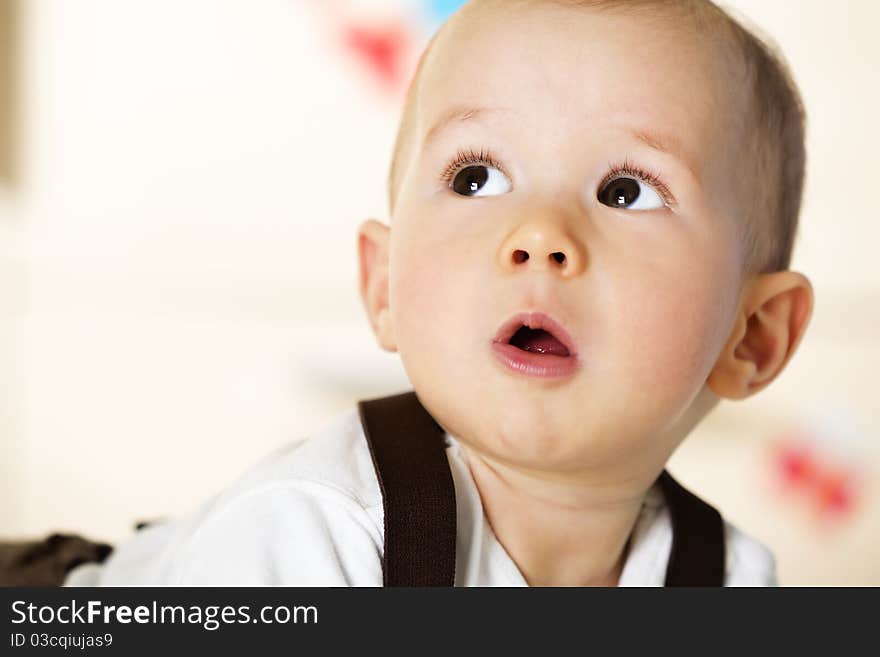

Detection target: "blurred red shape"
[342, 21, 411, 90]
[815, 469, 855, 516]
[772, 437, 862, 524]
[777, 442, 817, 488]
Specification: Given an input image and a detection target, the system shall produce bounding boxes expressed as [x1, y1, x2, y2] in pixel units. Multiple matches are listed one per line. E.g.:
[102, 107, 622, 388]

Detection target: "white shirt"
[65, 407, 778, 586]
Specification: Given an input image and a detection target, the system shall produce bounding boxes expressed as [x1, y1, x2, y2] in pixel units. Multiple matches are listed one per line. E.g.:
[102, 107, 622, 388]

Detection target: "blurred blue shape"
[425, 0, 469, 25]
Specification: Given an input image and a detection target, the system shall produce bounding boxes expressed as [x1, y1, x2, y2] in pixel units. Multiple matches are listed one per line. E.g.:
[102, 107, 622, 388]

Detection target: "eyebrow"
[422, 105, 509, 147]
[423, 104, 699, 179]
[629, 128, 700, 180]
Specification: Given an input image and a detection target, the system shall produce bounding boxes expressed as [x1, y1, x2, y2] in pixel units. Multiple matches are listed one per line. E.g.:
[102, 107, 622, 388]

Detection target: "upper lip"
[493, 311, 578, 357]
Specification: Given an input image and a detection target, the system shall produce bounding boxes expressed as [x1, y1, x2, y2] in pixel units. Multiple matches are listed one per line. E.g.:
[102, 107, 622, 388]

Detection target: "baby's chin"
[405, 354, 666, 471]
[450, 397, 634, 474]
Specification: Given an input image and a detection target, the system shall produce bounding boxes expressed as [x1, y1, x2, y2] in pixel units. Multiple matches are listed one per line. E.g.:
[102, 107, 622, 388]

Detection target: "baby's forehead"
[414, 2, 742, 175]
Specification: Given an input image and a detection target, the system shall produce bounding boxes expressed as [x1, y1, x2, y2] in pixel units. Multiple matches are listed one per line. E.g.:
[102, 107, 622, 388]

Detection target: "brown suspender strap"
[358, 391, 457, 587]
[358, 391, 725, 587]
[657, 470, 726, 586]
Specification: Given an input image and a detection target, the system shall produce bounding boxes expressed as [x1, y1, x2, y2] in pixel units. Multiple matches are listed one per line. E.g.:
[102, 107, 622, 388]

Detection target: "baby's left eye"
[597, 176, 665, 210]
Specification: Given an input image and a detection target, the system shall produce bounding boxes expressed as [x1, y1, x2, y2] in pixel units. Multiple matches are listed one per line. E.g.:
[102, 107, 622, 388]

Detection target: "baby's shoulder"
[87, 408, 385, 586]
[168, 408, 385, 584]
[225, 407, 383, 511]
[184, 405, 385, 544]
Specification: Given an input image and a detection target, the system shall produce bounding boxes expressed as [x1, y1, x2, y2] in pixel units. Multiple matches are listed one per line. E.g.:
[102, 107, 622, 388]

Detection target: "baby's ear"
[707, 271, 813, 399]
[357, 218, 397, 352]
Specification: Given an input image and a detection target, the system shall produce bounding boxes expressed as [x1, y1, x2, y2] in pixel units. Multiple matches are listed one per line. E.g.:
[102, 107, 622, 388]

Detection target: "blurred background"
[0, 0, 876, 585]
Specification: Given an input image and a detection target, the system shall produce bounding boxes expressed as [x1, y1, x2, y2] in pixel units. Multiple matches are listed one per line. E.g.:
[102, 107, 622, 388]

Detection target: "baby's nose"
[497, 221, 585, 278]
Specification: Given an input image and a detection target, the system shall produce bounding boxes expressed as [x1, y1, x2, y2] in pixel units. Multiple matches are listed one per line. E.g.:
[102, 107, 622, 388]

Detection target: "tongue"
[509, 326, 570, 356]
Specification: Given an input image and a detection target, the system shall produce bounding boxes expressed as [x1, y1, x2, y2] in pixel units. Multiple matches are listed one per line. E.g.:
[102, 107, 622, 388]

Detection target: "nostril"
[550, 252, 566, 265]
[512, 250, 529, 264]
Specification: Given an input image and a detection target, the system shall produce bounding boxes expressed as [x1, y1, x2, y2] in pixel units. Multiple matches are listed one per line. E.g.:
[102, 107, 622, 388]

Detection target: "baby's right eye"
[441, 148, 512, 197]
[450, 165, 512, 197]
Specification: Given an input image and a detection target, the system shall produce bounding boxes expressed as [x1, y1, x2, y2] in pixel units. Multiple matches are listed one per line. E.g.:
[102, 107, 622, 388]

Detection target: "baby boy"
[67, 0, 813, 586]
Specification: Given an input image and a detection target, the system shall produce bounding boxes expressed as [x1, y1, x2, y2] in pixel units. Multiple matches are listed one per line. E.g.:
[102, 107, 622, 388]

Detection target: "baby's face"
[387, 3, 747, 475]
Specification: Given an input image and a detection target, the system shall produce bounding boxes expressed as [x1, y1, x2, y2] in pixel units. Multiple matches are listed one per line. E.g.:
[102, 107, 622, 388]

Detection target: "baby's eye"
[597, 176, 665, 211]
[449, 164, 512, 197]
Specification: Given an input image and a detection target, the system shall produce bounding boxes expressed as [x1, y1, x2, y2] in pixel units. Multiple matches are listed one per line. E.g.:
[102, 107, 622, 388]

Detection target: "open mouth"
[493, 312, 577, 357]
[491, 312, 579, 378]
[507, 326, 571, 357]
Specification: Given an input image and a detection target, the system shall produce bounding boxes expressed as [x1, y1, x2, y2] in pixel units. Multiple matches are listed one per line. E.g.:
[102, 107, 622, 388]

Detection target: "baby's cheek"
[613, 223, 739, 391]
[391, 245, 468, 366]
[615, 269, 728, 406]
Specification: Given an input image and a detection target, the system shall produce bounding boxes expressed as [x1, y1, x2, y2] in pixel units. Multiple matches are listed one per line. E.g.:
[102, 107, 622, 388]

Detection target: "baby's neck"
[460, 444, 652, 587]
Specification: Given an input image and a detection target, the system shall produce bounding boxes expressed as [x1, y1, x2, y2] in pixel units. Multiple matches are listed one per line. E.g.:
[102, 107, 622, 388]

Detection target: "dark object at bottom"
[0, 533, 113, 586]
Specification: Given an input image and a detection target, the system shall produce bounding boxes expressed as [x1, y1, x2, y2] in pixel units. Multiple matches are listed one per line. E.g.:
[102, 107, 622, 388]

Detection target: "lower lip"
[491, 341, 580, 379]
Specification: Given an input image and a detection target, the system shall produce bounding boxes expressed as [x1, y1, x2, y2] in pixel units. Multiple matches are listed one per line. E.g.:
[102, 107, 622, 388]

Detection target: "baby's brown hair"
[387, 0, 806, 275]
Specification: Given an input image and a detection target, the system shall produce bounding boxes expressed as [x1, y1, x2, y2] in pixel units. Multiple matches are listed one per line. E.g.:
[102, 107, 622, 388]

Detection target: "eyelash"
[440, 148, 508, 185]
[600, 159, 676, 208]
[439, 147, 676, 207]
